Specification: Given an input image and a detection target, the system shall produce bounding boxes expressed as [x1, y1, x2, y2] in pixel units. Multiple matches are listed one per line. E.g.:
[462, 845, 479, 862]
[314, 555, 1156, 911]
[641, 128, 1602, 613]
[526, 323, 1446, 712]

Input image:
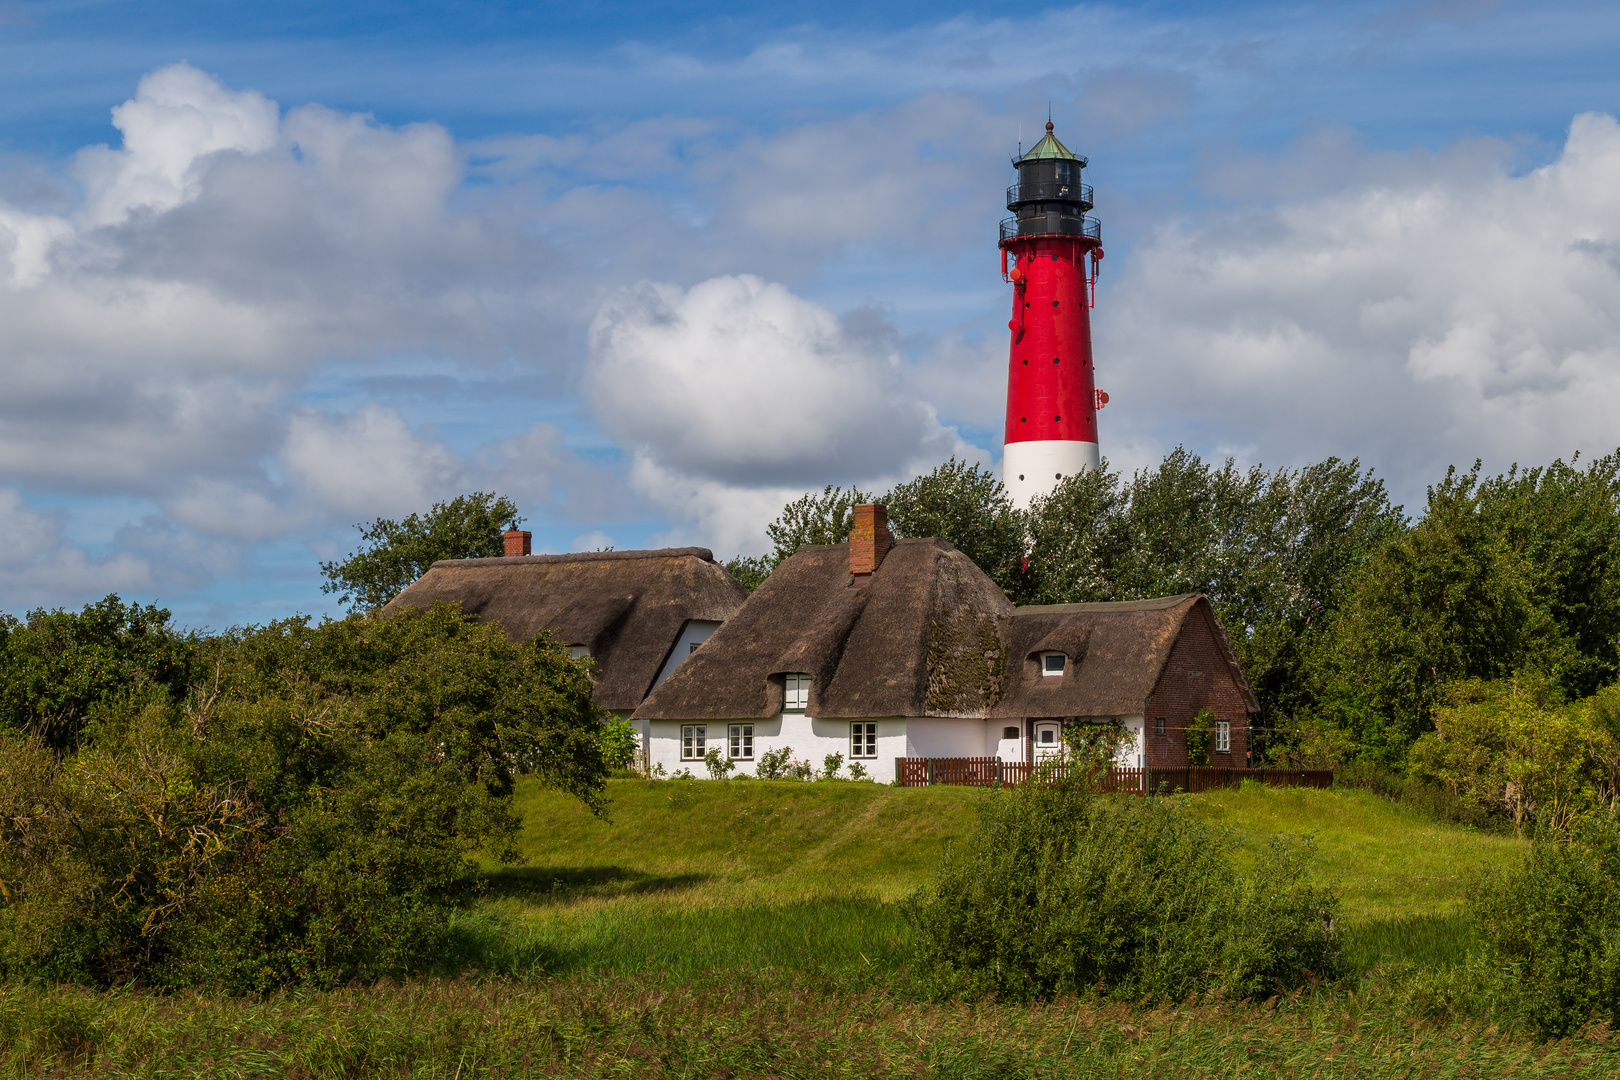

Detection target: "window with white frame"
[783, 673, 810, 711]
[1216, 720, 1230, 753]
[1042, 653, 1066, 677]
[689, 642, 701, 654]
[850, 721, 877, 758]
[568, 645, 590, 660]
[729, 724, 754, 760]
[681, 725, 706, 760]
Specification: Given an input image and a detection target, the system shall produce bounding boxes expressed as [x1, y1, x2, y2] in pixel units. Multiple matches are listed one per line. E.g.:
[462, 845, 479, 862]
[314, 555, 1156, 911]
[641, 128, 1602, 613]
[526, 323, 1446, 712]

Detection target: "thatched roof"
[384, 547, 748, 711]
[635, 538, 1014, 720]
[994, 595, 1260, 718]
[634, 542, 1256, 722]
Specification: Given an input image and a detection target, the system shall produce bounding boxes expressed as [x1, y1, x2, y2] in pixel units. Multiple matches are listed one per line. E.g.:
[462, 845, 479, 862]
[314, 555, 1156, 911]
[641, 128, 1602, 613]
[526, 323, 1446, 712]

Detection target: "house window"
[689, 642, 702, 654]
[681, 725, 706, 760]
[784, 673, 810, 711]
[729, 724, 754, 760]
[851, 722, 878, 758]
[1154, 717, 1165, 737]
[1035, 722, 1062, 747]
[1042, 653, 1065, 677]
[568, 645, 590, 660]
[1002, 726, 1020, 740]
[1216, 720, 1230, 753]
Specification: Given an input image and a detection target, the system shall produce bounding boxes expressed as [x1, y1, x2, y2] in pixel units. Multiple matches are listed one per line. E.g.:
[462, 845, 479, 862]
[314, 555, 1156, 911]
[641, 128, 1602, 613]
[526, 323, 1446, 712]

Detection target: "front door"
[1033, 720, 1063, 758]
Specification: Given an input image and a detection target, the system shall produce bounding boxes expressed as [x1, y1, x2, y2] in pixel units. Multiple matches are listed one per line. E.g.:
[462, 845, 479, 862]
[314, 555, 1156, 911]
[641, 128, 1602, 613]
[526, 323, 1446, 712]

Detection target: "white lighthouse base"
[1003, 440, 1100, 510]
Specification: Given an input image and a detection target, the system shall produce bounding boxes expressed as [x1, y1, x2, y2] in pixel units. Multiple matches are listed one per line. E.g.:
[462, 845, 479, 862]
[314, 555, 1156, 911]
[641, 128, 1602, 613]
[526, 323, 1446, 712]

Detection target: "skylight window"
[1042, 653, 1066, 677]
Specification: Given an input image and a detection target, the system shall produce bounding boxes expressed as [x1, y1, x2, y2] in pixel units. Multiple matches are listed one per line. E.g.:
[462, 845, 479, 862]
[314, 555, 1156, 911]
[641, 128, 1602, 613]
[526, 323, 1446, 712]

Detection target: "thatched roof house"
[636, 505, 1256, 779]
[385, 546, 747, 714]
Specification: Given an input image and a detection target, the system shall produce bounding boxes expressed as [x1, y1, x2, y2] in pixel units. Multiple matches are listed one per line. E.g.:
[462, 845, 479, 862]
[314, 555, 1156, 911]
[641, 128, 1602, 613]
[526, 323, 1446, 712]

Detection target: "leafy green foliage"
[721, 554, 773, 592]
[599, 717, 639, 771]
[320, 492, 524, 613]
[905, 771, 1342, 1002]
[0, 596, 194, 752]
[0, 603, 608, 990]
[1407, 677, 1620, 834]
[884, 458, 1030, 600]
[1027, 450, 1403, 755]
[1329, 456, 1620, 753]
[765, 484, 876, 565]
[1184, 709, 1215, 766]
[1469, 812, 1620, 1038]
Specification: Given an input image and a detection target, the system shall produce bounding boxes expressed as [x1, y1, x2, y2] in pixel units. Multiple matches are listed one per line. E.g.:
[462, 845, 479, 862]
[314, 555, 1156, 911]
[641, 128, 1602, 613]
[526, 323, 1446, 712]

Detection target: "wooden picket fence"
[893, 757, 1332, 793]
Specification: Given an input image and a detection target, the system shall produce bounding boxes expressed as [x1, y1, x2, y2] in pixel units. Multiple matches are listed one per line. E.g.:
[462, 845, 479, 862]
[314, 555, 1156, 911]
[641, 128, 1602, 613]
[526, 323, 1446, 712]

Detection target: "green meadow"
[12, 778, 1611, 1079]
[472, 778, 1524, 986]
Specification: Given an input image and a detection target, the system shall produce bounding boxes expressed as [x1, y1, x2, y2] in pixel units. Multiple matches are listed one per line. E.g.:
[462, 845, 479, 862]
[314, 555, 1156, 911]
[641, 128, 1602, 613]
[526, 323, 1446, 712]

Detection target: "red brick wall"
[1142, 604, 1252, 768]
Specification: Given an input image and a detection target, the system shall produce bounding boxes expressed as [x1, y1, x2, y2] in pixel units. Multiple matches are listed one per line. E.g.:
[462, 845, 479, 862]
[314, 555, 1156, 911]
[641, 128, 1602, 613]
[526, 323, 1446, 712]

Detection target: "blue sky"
[2, 0, 1620, 627]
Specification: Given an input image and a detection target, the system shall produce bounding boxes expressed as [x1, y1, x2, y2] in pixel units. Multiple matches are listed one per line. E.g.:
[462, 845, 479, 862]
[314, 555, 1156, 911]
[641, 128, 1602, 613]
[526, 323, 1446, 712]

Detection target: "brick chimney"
[503, 529, 532, 557]
[848, 504, 894, 574]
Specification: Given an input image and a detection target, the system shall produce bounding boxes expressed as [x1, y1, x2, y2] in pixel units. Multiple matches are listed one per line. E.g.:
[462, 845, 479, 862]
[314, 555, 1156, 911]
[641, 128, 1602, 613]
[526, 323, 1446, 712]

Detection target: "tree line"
[737, 450, 1620, 818]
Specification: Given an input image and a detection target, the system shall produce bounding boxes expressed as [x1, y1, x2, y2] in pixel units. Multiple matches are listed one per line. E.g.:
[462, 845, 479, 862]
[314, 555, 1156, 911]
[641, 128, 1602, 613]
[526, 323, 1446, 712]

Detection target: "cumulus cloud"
[282, 404, 462, 518]
[585, 273, 979, 552]
[0, 489, 157, 608]
[587, 274, 964, 481]
[1102, 112, 1620, 497]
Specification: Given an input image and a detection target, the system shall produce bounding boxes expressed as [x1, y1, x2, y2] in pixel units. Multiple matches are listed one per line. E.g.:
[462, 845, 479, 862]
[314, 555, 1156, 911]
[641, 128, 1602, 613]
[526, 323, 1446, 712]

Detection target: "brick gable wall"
[1142, 605, 1251, 767]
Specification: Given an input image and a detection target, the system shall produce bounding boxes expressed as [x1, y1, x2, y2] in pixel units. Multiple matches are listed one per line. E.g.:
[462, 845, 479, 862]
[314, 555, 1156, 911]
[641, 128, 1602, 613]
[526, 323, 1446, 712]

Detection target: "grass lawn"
[483, 777, 1526, 980]
[1182, 782, 1526, 923]
[8, 780, 1596, 1077]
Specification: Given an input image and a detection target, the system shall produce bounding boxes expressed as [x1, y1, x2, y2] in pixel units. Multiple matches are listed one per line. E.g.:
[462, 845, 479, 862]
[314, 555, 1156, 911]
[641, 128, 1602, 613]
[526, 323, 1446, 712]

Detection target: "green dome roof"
[1017, 121, 1083, 164]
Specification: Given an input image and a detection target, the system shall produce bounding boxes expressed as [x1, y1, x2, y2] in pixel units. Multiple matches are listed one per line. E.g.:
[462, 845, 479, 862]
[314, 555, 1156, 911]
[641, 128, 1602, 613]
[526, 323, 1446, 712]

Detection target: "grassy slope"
[503, 777, 1521, 922]
[1181, 784, 1525, 923]
[486, 778, 1526, 979]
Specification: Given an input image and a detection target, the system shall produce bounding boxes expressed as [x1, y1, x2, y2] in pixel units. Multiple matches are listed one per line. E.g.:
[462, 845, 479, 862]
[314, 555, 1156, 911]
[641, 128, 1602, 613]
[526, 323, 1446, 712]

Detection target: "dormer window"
[1041, 653, 1066, 678]
[568, 645, 590, 661]
[784, 673, 810, 711]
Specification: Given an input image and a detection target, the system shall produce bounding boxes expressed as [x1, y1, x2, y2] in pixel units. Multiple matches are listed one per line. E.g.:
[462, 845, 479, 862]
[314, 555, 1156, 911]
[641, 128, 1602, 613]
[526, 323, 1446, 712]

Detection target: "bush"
[1468, 812, 1620, 1038]
[757, 746, 795, 780]
[905, 769, 1342, 1002]
[1336, 759, 1506, 833]
[599, 718, 639, 771]
[0, 603, 608, 990]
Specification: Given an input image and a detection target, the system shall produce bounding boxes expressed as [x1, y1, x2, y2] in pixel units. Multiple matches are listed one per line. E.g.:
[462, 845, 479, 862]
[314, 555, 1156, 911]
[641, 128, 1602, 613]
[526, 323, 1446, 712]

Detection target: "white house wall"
[636, 620, 725, 757]
[648, 713, 910, 781]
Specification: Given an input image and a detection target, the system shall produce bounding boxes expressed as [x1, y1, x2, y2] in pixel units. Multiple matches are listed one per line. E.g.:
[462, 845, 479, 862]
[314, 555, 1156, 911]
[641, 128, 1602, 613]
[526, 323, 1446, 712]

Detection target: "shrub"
[905, 768, 1342, 1002]
[1468, 812, 1620, 1038]
[600, 718, 639, 771]
[703, 748, 735, 780]
[0, 603, 609, 990]
[821, 753, 844, 780]
[1336, 759, 1505, 832]
[757, 746, 795, 780]
[1184, 709, 1214, 766]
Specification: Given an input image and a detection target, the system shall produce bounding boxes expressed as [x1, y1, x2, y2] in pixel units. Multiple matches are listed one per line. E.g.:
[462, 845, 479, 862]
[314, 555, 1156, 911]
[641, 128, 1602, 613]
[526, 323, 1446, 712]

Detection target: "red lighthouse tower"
[1000, 121, 1105, 509]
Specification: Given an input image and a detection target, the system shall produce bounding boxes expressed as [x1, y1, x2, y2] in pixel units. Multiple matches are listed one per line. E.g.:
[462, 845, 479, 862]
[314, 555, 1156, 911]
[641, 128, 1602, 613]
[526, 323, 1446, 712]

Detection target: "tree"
[320, 492, 524, 612]
[885, 458, 1030, 600]
[765, 484, 876, 565]
[1326, 455, 1620, 752]
[0, 595, 194, 752]
[1026, 449, 1402, 754]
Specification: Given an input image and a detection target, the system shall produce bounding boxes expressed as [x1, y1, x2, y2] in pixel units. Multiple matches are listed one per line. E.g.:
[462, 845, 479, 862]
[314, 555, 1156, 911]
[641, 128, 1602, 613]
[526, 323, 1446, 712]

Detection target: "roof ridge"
[430, 546, 716, 569]
[1013, 594, 1200, 615]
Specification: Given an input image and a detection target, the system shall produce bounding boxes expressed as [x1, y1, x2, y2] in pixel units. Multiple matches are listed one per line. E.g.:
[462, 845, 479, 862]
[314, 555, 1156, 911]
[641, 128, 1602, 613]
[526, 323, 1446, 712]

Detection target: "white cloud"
[0, 489, 157, 608]
[1100, 111, 1620, 498]
[585, 273, 983, 553]
[586, 274, 961, 485]
[282, 404, 461, 518]
[75, 63, 281, 228]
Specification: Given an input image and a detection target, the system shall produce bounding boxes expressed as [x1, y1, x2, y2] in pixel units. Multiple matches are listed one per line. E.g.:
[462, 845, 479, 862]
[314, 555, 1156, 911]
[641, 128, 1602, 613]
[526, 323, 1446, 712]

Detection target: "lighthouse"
[1000, 121, 1105, 510]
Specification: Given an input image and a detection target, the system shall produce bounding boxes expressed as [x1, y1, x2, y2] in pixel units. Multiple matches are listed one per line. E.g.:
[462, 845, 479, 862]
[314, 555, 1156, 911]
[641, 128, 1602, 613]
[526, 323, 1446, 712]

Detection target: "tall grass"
[1, 975, 1615, 1078]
